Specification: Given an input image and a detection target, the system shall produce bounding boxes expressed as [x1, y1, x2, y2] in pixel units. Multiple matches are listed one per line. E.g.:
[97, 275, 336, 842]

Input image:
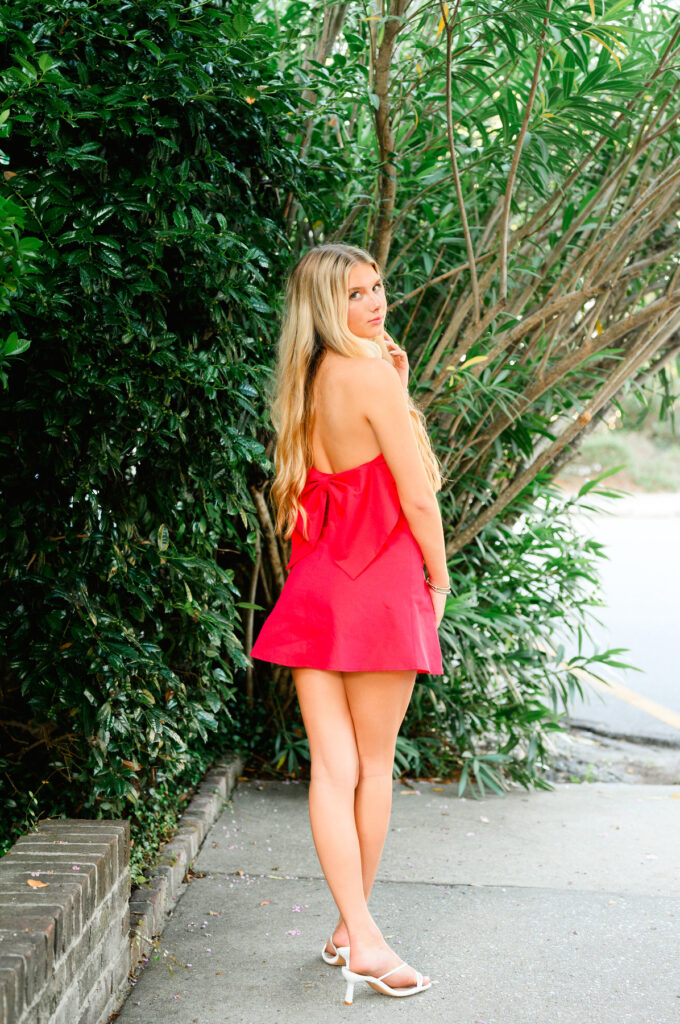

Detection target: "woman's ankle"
[347, 923, 383, 947]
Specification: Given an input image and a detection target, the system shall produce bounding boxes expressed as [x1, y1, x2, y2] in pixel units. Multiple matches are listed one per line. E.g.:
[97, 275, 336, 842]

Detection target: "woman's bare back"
[309, 350, 382, 474]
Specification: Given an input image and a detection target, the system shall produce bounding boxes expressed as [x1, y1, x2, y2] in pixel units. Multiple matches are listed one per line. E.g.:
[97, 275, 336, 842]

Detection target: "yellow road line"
[570, 666, 680, 733]
[535, 638, 680, 733]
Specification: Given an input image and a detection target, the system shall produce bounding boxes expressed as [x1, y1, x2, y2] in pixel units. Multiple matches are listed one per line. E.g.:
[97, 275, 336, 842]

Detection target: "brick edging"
[127, 753, 243, 966]
[0, 752, 242, 1024]
[0, 821, 130, 1024]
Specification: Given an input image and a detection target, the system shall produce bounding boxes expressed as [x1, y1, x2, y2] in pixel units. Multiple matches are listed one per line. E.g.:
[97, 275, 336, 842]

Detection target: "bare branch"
[250, 485, 286, 592]
[371, 0, 412, 267]
[244, 534, 261, 704]
[439, 0, 480, 322]
[450, 290, 680, 482]
[446, 302, 680, 556]
[283, 2, 350, 230]
[498, 0, 552, 300]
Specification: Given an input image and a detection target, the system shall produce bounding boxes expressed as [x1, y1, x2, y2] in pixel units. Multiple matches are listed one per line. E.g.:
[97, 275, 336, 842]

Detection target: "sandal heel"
[321, 935, 350, 967]
[340, 961, 431, 1001]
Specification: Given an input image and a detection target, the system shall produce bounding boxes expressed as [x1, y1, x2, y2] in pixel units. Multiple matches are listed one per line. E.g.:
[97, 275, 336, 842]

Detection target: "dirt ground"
[540, 724, 680, 787]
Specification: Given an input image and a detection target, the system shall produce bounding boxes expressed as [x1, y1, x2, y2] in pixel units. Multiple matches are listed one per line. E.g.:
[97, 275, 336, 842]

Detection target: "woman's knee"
[310, 748, 360, 790]
[356, 753, 395, 781]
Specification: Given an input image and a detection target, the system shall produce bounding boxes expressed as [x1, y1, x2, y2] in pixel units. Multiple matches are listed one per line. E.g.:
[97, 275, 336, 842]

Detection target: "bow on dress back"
[285, 455, 402, 580]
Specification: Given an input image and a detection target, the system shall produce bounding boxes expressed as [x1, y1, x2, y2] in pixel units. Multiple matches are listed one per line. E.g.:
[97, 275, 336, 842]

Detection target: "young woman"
[250, 243, 449, 1004]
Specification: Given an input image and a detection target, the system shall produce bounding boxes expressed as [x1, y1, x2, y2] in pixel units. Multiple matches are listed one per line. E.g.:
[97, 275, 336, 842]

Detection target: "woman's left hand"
[384, 331, 410, 391]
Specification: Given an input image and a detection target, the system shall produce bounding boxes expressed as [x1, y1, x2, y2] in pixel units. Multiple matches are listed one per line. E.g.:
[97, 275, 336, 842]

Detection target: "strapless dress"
[249, 452, 443, 674]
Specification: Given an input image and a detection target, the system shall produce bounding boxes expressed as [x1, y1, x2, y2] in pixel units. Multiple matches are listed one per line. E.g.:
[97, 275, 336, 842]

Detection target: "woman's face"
[346, 262, 386, 339]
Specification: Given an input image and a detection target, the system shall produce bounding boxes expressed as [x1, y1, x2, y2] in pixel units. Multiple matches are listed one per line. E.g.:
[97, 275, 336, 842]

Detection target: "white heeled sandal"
[321, 935, 350, 967]
[341, 960, 432, 1003]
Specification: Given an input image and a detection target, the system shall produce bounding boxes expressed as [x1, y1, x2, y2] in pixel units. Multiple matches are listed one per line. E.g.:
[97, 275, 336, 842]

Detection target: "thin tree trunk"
[371, 0, 411, 267]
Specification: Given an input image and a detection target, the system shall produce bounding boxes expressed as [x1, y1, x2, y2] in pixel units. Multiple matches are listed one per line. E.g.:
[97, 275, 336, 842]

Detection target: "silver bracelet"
[425, 577, 451, 594]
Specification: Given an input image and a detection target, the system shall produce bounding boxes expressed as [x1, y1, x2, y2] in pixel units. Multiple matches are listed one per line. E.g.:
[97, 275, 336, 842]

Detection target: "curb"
[127, 753, 243, 968]
[566, 719, 680, 749]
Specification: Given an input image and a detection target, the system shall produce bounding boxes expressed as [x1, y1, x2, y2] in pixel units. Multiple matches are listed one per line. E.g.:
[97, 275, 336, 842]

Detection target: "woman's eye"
[349, 284, 381, 298]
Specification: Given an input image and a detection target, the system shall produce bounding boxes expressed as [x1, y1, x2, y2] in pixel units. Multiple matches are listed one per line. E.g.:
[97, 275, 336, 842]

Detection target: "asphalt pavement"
[559, 489, 680, 743]
[111, 489, 680, 1023]
[113, 769, 680, 1024]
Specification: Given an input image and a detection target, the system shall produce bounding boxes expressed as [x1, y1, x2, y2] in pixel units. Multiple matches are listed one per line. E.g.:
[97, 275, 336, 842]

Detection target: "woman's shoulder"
[349, 356, 403, 406]
[316, 354, 402, 422]
[323, 352, 398, 389]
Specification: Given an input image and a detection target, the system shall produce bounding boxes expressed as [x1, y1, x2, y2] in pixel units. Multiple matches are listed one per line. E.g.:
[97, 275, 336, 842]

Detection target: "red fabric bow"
[285, 462, 402, 579]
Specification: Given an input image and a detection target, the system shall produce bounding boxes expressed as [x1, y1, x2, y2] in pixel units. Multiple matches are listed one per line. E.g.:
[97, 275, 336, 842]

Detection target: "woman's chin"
[354, 325, 384, 340]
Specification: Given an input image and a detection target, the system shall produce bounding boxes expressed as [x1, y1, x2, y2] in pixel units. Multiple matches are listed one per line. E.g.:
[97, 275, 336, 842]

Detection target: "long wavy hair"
[267, 243, 442, 541]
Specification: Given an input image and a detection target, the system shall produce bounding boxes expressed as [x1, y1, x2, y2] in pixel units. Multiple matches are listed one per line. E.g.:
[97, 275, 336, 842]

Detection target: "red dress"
[250, 452, 443, 674]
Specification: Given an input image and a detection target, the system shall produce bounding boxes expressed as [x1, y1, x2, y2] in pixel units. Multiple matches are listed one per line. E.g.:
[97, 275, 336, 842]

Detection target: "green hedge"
[0, 0, 303, 853]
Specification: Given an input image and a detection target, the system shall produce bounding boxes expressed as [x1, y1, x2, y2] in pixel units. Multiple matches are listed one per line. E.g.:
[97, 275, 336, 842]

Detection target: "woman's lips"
[369, 316, 384, 324]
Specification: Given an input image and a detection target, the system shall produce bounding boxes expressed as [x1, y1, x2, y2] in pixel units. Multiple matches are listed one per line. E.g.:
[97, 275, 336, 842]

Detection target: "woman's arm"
[356, 358, 449, 588]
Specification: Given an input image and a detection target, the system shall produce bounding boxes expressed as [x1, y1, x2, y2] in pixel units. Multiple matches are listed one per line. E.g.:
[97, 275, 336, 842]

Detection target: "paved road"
[557, 490, 680, 743]
[114, 777, 680, 1023]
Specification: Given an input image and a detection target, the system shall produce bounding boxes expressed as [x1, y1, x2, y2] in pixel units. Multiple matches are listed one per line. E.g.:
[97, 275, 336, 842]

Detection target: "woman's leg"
[333, 669, 428, 988]
[294, 666, 427, 989]
[346, 668, 416, 900]
[328, 667, 416, 947]
[291, 667, 381, 943]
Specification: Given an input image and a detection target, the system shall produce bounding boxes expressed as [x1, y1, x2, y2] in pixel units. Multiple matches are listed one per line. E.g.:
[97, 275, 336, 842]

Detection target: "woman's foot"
[347, 937, 430, 989]
[324, 923, 350, 960]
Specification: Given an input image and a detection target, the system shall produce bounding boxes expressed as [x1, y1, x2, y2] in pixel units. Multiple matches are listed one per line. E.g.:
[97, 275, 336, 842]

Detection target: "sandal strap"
[378, 961, 408, 981]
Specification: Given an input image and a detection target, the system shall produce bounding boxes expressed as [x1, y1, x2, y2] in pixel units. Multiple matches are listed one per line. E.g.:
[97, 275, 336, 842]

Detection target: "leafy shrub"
[0, 0, 303, 854]
[399, 475, 634, 794]
[0, 124, 42, 385]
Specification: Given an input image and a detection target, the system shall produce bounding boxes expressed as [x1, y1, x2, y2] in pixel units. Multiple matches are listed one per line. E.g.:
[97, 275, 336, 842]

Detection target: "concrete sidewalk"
[113, 771, 680, 1024]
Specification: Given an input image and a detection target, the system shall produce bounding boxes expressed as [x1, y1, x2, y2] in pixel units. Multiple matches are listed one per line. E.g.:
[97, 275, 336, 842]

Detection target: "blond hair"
[266, 243, 442, 540]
